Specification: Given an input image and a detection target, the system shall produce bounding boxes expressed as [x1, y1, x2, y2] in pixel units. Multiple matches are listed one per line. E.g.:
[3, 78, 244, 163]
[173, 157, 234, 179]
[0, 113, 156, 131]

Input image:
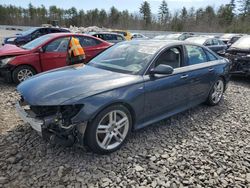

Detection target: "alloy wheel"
[17, 69, 34, 82]
[211, 80, 224, 104]
[96, 110, 129, 150]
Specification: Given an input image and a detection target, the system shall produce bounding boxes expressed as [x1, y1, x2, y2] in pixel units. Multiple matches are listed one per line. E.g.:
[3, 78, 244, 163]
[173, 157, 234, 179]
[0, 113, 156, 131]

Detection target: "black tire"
[12, 65, 36, 84]
[206, 78, 225, 106]
[84, 105, 132, 154]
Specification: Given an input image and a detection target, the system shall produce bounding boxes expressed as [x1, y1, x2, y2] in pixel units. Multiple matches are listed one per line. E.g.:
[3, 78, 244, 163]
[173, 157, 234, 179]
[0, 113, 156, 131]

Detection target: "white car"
[131, 33, 149, 40]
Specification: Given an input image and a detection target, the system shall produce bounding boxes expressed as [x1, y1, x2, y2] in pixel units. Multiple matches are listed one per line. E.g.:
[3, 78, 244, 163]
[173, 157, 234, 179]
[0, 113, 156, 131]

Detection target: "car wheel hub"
[211, 80, 224, 104]
[17, 69, 33, 82]
[96, 110, 129, 150]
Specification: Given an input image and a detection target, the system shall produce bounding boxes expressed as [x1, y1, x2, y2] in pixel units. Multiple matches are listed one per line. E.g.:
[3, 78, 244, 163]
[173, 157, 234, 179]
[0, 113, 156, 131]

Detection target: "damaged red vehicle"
[0, 33, 111, 83]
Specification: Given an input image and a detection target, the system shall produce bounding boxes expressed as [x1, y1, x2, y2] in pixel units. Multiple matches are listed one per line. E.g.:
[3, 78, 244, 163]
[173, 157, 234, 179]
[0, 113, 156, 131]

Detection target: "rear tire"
[84, 105, 132, 154]
[206, 78, 225, 106]
[12, 65, 36, 84]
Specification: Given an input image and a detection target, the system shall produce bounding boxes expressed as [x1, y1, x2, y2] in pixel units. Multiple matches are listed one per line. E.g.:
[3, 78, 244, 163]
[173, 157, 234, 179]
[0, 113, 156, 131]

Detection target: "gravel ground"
[0, 29, 17, 46]
[0, 78, 249, 188]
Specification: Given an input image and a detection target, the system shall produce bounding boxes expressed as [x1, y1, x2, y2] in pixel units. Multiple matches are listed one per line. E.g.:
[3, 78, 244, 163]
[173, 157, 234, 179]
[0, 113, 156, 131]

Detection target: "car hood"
[17, 64, 142, 106]
[0, 44, 29, 56]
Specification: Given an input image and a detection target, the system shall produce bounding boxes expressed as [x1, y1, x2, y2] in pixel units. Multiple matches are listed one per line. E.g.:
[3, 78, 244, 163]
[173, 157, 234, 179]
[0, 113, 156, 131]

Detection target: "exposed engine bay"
[225, 50, 250, 76]
[17, 97, 86, 147]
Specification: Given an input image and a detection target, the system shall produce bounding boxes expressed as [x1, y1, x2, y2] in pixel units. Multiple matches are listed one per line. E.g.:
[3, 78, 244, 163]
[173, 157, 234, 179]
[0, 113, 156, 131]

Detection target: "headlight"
[0, 57, 15, 67]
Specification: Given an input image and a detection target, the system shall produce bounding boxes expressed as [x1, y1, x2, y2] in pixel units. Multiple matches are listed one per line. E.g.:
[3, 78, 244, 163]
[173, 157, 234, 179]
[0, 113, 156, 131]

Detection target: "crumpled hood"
[0, 44, 29, 56]
[17, 64, 142, 106]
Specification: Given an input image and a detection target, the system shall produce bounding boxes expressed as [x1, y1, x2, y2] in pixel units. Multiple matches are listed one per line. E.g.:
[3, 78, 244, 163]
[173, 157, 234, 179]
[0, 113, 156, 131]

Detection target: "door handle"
[208, 67, 214, 72]
[180, 74, 189, 79]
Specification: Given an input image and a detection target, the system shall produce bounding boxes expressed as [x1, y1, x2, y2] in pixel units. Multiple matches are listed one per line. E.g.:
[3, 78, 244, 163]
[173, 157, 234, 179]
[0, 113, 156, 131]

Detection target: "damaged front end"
[226, 50, 250, 76]
[16, 97, 87, 147]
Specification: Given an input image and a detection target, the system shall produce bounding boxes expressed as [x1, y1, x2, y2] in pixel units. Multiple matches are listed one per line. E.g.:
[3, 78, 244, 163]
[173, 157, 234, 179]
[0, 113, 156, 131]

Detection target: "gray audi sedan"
[16, 40, 231, 154]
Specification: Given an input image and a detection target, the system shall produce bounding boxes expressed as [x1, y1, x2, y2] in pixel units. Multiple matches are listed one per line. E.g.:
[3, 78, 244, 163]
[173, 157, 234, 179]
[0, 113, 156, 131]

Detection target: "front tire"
[85, 105, 132, 154]
[12, 65, 36, 84]
[206, 78, 225, 106]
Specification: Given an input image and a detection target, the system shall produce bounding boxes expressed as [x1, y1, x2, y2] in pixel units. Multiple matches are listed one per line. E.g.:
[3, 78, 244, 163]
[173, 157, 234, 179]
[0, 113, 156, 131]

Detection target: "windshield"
[20, 28, 38, 36]
[231, 36, 250, 50]
[88, 42, 162, 74]
[22, 35, 53, 50]
[186, 37, 206, 45]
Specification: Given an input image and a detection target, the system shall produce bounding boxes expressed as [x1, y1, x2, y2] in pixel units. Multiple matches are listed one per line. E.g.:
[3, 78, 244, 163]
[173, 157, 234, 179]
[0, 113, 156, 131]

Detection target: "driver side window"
[154, 47, 181, 69]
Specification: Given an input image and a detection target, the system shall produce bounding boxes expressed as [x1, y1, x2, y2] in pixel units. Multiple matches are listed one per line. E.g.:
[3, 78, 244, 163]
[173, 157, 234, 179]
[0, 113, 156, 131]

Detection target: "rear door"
[39, 37, 70, 71]
[183, 45, 216, 102]
[76, 35, 105, 62]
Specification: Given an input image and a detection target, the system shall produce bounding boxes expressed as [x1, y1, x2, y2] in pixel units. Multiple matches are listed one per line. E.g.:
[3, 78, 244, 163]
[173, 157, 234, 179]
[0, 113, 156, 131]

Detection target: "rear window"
[186, 45, 208, 65]
[77, 36, 101, 47]
[205, 50, 218, 61]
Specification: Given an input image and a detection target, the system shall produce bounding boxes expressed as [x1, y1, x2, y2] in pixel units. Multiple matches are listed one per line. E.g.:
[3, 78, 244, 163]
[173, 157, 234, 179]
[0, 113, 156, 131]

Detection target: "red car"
[0, 33, 111, 83]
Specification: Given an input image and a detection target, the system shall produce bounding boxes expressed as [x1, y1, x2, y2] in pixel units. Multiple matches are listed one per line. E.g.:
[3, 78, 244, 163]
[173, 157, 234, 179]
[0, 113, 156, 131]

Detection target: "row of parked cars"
[1, 27, 249, 84]
[72, 31, 250, 77]
[0, 27, 151, 83]
[1, 26, 248, 154]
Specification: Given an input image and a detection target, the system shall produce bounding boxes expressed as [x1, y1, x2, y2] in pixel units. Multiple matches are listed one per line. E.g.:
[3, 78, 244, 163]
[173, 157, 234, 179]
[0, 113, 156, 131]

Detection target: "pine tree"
[229, 0, 236, 13]
[158, 0, 170, 25]
[238, 0, 250, 16]
[140, 1, 152, 28]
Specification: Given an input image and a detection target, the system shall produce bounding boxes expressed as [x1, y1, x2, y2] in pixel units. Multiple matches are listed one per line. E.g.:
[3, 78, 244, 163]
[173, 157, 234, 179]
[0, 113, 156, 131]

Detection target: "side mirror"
[150, 64, 174, 75]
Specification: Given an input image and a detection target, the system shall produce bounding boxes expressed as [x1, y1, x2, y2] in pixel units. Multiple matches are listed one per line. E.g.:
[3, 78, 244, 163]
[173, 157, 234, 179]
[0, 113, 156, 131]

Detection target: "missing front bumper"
[15, 102, 88, 146]
[15, 102, 43, 136]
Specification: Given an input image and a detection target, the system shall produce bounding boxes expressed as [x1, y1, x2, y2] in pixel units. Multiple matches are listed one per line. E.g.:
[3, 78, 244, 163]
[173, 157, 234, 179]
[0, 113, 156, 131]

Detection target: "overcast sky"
[1, 0, 232, 13]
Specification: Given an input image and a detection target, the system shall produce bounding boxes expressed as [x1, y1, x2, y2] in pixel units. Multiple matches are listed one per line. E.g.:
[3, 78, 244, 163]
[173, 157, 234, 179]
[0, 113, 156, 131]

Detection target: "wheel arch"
[12, 64, 38, 74]
[218, 75, 227, 91]
[90, 101, 137, 130]
[11, 64, 38, 83]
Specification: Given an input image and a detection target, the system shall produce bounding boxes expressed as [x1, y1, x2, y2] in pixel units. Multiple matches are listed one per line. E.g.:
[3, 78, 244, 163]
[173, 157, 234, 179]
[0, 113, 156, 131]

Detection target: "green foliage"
[140, 1, 152, 28]
[238, 0, 250, 16]
[158, 0, 170, 26]
[0, 1, 249, 33]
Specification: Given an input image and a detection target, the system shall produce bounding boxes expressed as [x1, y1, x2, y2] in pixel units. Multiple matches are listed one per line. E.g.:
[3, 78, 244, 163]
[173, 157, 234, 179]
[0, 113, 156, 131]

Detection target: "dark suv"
[3, 27, 70, 46]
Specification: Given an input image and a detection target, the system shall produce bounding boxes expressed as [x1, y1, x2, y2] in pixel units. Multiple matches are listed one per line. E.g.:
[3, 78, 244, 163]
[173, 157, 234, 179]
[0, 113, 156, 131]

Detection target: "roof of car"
[119, 39, 214, 51]
[121, 39, 192, 47]
[92, 32, 124, 36]
[29, 27, 68, 30]
[38, 33, 108, 44]
[43, 33, 95, 38]
[185, 36, 210, 45]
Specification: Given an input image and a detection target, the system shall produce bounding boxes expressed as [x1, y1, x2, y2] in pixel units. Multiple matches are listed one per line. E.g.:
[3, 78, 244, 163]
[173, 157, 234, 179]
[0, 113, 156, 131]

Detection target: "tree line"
[0, 0, 249, 33]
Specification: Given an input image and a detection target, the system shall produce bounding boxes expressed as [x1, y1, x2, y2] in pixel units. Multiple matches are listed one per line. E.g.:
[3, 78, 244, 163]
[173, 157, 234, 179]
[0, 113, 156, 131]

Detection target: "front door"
[40, 37, 70, 71]
[143, 46, 191, 122]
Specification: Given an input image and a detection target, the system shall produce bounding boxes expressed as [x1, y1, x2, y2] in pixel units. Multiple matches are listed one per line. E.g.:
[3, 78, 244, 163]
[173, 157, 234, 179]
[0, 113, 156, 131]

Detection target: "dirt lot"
[0, 29, 17, 46]
[0, 78, 249, 188]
